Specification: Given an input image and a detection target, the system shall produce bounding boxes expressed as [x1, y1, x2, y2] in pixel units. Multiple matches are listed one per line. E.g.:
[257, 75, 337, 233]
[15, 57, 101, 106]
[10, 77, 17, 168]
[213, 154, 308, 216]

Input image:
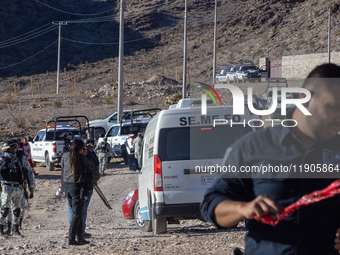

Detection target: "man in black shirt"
[201, 63, 340, 254]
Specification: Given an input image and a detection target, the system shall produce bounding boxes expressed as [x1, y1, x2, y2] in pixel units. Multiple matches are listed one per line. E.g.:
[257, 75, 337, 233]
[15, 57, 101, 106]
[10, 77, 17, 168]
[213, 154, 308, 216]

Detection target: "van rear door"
[158, 125, 252, 205]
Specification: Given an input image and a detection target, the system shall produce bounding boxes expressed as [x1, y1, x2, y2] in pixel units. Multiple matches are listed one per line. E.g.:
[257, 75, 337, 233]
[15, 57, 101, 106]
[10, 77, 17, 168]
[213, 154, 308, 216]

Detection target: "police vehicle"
[133, 106, 254, 234]
[97, 109, 160, 164]
[29, 116, 91, 171]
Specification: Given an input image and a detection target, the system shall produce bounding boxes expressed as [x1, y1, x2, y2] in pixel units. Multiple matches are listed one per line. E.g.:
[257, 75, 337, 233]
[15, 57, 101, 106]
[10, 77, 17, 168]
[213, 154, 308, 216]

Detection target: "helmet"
[2, 140, 18, 152]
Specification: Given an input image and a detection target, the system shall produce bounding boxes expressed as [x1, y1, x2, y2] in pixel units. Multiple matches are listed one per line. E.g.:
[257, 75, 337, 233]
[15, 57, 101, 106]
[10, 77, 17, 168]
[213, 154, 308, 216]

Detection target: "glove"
[29, 193, 34, 199]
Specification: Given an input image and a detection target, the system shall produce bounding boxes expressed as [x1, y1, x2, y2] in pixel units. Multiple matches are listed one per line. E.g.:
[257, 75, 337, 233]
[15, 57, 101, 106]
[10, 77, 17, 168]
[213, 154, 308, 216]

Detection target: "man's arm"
[21, 156, 35, 194]
[106, 144, 114, 154]
[214, 195, 282, 228]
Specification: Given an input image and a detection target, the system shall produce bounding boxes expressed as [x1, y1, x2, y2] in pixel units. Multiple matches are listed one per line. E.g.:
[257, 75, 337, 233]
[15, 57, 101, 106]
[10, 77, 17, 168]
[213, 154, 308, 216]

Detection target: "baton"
[93, 184, 112, 209]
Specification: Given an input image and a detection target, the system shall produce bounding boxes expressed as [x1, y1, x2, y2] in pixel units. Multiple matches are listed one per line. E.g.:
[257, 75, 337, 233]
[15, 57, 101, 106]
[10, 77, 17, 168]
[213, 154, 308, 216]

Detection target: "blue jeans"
[68, 189, 93, 233]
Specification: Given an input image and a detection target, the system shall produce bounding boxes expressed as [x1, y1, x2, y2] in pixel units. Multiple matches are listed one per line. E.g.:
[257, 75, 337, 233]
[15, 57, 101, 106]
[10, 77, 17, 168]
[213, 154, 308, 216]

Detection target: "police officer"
[94, 137, 113, 176]
[133, 133, 143, 168]
[0, 140, 26, 238]
[4, 140, 35, 236]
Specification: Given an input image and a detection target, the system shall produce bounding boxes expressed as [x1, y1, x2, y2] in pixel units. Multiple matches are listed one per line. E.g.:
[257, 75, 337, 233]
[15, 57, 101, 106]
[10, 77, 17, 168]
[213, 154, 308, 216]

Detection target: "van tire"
[45, 153, 55, 171]
[152, 216, 167, 234]
[134, 201, 152, 232]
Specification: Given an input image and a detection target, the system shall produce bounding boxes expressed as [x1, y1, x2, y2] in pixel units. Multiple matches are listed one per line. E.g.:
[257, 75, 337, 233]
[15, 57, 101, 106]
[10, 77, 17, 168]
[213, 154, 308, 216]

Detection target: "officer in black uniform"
[0, 140, 26, 238]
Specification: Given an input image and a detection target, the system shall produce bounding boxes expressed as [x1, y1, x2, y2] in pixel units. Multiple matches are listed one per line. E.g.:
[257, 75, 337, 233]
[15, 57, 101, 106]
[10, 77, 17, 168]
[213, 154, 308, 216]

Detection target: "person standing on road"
[86, 135, 95, 147]
[4, 140, 35, 236]
[201, 63, 340, 254]
[0, 140, 26, 239]
[94, 138, 113, 176]
[22, 138, 38, 176]
[133, 133, 143, 168]
[61, 139, 94, 245]
[65, 143, 100, 239]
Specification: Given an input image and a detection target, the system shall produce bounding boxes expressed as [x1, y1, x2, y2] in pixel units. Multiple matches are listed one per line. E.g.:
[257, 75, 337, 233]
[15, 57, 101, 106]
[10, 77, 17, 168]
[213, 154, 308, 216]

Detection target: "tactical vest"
[98, 142, 108, 153]
[0, 156, 24, 183]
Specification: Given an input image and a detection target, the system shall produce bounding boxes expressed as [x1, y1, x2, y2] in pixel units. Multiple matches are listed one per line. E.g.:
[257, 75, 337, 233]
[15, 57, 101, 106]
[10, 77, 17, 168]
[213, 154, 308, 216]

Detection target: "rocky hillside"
[0, 0, 339, 89]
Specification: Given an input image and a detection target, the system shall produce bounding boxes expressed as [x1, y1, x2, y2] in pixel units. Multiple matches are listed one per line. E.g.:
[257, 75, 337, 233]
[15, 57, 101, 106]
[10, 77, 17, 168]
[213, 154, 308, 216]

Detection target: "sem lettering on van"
[179, 115, 241, 126]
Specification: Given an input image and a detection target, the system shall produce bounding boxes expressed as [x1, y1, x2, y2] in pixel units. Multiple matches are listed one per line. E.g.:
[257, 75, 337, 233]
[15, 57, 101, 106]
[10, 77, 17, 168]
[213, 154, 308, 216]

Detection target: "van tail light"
[154, 155, 163, 191]
[130, 136, 135, 146]
[52, 142, 56, 153]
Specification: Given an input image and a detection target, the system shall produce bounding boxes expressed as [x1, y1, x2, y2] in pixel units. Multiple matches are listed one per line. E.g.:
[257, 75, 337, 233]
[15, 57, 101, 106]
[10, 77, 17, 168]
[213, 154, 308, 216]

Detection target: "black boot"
[12, 225, 23, 238]
[0, 225, 8, 239]
[68, 236, 81, 245]
[77, 236, 90, 245]
[4, 222, 12, 236]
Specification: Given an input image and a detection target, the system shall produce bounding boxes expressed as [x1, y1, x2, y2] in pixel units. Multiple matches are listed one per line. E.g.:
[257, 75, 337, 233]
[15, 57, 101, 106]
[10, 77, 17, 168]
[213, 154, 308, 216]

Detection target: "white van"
[135, 106, 254, 234]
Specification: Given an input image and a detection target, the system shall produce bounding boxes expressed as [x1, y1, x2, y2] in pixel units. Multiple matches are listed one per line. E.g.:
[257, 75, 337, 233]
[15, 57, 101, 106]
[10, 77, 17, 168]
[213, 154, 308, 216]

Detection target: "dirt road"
[0, 159, 246, 255]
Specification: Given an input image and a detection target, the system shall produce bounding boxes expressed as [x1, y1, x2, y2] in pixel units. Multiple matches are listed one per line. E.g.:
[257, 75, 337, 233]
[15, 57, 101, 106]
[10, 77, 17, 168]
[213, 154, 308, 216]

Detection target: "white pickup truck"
[29, 127, 82, 171]
[88, 110, 138, 139]
[29, 116, 91, 171]
[97, 109, 160, 164]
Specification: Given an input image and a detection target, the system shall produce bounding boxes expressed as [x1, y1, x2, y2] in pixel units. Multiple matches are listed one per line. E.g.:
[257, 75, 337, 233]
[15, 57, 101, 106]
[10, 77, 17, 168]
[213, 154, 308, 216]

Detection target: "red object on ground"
[254, 179, 340, 226]
[122, 189, 138, 219]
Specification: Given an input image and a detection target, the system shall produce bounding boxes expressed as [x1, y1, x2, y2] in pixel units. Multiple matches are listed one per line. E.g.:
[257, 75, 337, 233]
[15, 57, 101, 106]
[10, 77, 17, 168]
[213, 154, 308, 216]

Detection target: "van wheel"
[134, 201, 152, 232]
[152, 214, 167, 234]
[32, 161, 37, 167]
[45, 153, 55, 171]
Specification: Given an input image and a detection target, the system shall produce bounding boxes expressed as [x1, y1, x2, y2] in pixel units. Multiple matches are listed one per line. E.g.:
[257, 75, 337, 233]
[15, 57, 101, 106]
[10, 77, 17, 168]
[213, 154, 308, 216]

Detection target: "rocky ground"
[0, 159, 246, 255]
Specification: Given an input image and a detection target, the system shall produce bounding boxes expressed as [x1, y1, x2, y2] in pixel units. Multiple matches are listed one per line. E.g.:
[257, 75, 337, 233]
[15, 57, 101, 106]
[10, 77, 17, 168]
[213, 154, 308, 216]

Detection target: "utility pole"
[182, 0, 188, 99]
[52, 21, 67, 94]
[328, 8, 331, 63]
[213, 0, 217, 86]
[118, 0, 124, 124]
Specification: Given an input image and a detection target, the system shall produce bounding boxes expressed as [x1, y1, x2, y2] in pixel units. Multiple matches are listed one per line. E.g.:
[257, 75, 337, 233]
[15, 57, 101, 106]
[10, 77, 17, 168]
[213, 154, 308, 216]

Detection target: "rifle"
[93, 184, 112, 209]
[24, 188, 30, 208]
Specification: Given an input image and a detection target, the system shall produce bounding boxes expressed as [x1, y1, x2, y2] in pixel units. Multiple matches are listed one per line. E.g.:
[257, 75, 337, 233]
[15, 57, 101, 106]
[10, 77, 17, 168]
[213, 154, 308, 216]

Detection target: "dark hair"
[69, 139, 84, 181]
[302, 63, 340, 96]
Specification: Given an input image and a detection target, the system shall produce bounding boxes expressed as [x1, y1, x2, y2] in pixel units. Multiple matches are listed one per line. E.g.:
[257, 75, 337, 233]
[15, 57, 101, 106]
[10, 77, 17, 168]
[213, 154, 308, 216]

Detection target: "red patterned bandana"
[254, 179, 340, 226]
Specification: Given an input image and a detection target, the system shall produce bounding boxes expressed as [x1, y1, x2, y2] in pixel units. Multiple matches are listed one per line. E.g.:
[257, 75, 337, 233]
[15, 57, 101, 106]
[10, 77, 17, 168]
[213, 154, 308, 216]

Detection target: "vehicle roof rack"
[120, 108, 161, 133]
[46, 115, 91, 140]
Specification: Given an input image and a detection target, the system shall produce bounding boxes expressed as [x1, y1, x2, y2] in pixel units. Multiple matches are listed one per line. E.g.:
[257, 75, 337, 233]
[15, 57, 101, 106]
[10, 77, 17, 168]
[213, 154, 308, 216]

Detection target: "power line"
[0, 23, 52, 44]
[61, 36, 152, 45]
[35, 0, 115, 16]
[0, 40, 57, 69]
[0, 26, 57, 48]
[65, 15, 116, 24]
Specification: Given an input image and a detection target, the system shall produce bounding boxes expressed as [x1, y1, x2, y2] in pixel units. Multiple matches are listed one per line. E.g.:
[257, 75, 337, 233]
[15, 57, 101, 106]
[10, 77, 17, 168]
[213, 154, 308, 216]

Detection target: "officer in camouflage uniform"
[4, 140, 35, 236]
[0, 140, 26, 238]
[94, 137, 114, 176]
